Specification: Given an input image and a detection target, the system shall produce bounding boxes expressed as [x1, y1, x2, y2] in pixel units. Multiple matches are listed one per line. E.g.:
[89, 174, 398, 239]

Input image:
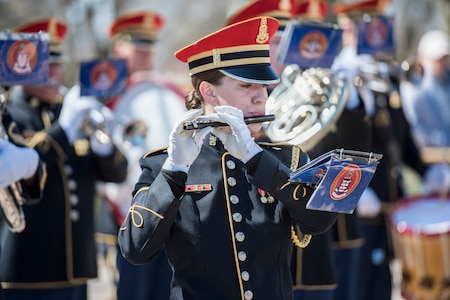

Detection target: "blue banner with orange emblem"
[277, 20, 342, 69]
[290, 149, 382, 214]
[79, 58, 127, 100]
[357, 15, 394, 55]
[0, 30, 50, 85]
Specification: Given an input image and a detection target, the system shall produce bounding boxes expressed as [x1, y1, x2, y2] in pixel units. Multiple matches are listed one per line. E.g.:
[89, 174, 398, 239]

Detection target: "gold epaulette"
[258, 141, 302, 172]
[258, 141, 302, 152]
[142, 147, 168, 159]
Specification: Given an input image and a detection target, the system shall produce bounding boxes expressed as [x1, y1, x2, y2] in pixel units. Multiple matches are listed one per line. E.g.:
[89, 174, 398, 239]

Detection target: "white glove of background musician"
[0, 138, 39, 189]
[210, 106, 262, 163]
[88, 106, 115, 156]
[58, 85, 102, 144]
[162, 109, 211, 173]
[357, 187, 382, 218]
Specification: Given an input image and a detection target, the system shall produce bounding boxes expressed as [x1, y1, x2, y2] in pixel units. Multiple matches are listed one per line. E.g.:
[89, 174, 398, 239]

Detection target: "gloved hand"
[210, 106, 262, 163]
[357, 187, 382, 218]
[59, 85, 102, 144]
[0, 138, 39, 189]
[162, 109, 211, 173]
[423, 163, 450, 194]
[88, 106, 115, 156]
[90, 131, 114, 156]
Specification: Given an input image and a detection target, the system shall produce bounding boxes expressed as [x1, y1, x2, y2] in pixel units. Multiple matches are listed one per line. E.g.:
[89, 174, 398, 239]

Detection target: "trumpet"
[183, 115, 276, 130]
[0, 87, 27, 233]
[82, 108, 113, 145]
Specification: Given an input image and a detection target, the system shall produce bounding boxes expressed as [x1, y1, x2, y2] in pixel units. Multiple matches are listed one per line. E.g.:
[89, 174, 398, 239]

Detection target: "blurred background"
[1, 0, 449, 91]
[1, 1, 449, 299]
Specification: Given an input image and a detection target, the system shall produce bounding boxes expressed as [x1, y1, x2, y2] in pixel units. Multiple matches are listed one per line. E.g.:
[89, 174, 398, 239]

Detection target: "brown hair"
[185, 70, 224, 110]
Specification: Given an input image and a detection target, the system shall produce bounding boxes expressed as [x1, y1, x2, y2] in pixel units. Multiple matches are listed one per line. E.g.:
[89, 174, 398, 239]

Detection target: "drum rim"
[391, 194, 450, 236]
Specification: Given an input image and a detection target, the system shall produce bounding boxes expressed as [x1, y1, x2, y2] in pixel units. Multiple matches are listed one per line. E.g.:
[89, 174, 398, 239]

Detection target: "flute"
[183, 114, 275, 130]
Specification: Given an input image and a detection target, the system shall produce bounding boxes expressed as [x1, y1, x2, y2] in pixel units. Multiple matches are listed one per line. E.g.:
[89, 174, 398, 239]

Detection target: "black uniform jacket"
[118, 134, 336, 300]
[0, 89, 128, 289]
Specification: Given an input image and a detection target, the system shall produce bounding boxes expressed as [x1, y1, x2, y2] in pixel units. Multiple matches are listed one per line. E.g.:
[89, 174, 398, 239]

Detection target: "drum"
[390, 196, 450, 300]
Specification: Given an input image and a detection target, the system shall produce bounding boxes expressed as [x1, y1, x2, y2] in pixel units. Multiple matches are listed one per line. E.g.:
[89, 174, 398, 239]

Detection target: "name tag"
[185, 184, 212, 192]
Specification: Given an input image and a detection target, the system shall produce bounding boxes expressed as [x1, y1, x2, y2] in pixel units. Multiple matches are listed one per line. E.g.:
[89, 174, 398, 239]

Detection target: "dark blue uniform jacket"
[119, 134, 336, 300]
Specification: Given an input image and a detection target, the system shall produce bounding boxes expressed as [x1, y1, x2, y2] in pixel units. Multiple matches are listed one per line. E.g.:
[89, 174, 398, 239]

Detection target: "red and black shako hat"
[295, 0, 329, 21]
[109, 11, 164, 47]
[14, 18, 67, 63]
[225, 0, 296, 32]
[175, 17, 280, 85]
[332, 0, 388, 16]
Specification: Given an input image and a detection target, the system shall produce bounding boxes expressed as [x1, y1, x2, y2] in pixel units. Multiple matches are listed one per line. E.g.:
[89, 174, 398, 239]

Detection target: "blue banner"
[357, 16, 394, 55]
[79, 58, 127, 99]
[278, 20, 343, 69]
[290, 149, 381, 214]
[0, 31, 50, 86]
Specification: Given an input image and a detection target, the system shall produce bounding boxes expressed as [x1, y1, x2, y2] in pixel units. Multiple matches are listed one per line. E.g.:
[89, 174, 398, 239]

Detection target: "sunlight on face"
[213, 76, 268, 133]
[112, 41, 153, 74]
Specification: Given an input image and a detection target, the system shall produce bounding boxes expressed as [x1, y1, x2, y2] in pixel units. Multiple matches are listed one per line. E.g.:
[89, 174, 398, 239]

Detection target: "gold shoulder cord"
[291, 226, 312, 248]
[290, 145, 312, 248]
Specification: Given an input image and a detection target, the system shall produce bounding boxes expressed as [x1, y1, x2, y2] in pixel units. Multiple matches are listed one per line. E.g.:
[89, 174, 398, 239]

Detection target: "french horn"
[264, 64, 349, 151]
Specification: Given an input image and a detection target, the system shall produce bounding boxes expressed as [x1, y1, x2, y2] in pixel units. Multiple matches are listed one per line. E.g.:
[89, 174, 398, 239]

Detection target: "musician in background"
[286, 2, 372, 299]
[407, 30, 450, 149]
[411, 29, 450, 199]
[331, 2, 432, 299]
[0, 91, 45, 300]
[0, 18, 127, 300]
[226, 2, 343, 300]
[95, 11, 186, 300]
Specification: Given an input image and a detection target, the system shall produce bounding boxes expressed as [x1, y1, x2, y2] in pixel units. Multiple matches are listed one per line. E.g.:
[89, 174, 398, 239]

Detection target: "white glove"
[162, 109, 211, 173]
[423, 163, 450, 194]
[210, 106, 262, 163]
[59, 85, 102, 144]
[357, 187, 382, 218]
[88, 106, 114, 156]
[0, 138, 39, 189]
[90, 131, 114, 156]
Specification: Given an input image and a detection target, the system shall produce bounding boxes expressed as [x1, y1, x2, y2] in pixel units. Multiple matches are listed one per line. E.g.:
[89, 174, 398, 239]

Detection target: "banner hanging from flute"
[290, 149, 382, 214]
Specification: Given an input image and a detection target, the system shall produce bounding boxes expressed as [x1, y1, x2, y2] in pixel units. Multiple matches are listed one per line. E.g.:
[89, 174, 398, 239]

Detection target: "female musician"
[118, 17, 337, 300]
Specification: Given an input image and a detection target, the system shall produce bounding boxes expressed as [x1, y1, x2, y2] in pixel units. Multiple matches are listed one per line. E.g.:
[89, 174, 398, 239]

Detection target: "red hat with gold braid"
[332, 0, 388, 16]
[14, 18, 67, 62]
[294, 0, 329, 21]
[175, 17, 280, 85]
[109, 11, 164, 47]
[226, 0, 296, 32]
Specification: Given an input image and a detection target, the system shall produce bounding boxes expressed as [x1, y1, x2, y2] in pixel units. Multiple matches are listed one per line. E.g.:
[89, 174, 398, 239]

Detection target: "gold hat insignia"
[256, 18, 269, 44]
